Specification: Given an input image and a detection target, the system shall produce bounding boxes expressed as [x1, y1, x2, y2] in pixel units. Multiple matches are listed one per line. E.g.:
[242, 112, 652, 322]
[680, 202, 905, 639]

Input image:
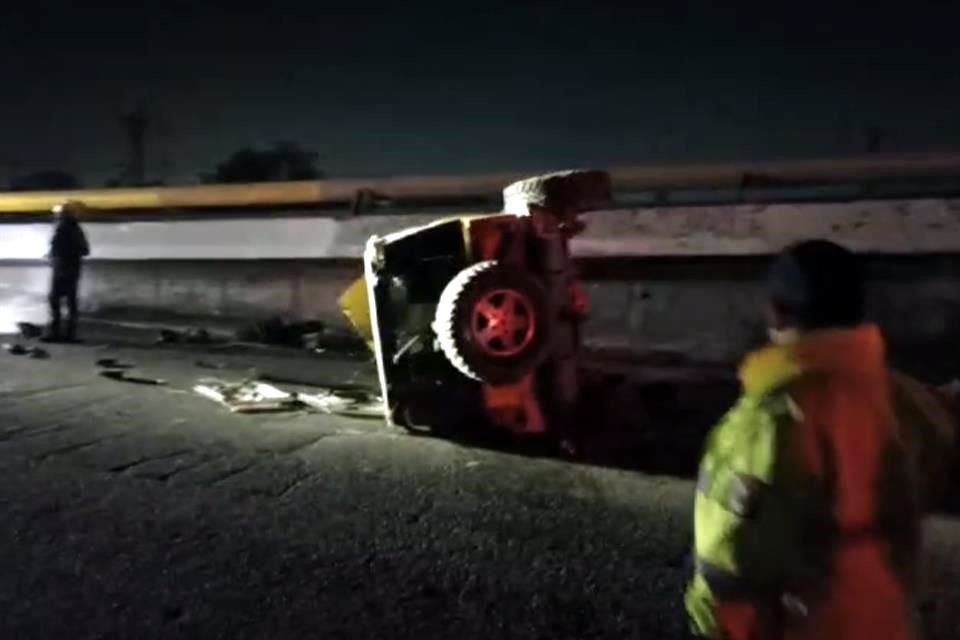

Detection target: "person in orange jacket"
[685, 239, 952, 640]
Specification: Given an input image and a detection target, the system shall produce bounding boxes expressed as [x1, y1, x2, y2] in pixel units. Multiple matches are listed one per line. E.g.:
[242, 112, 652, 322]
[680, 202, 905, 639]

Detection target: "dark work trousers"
[49, 267, 81, 339]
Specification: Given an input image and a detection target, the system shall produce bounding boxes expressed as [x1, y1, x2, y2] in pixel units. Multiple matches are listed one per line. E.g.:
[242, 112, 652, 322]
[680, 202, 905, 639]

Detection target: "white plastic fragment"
[193, 379, 298, 413]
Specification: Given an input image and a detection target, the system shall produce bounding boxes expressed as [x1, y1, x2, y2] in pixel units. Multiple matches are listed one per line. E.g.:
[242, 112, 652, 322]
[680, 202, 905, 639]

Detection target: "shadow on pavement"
[403, 353, 740, 479]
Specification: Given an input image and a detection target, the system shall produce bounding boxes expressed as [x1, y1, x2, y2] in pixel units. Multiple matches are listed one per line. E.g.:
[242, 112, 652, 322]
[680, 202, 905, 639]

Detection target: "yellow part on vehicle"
[335, 212, 516, 355]
[338, 276, 374, 352]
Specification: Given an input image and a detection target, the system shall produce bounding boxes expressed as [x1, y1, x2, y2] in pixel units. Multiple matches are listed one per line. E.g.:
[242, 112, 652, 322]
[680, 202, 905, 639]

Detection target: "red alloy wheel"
[469, 288, 537, 358]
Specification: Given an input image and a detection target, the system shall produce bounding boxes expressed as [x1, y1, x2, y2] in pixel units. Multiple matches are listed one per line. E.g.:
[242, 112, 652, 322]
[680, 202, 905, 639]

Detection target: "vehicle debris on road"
[99, 370, 167, 385]
[234, 317, 327, 348]
[156, 327, 217, 345]
[192, 379, 300, 413]
[145, 318, 368, 357]
[96, 357, 134, 369]
[233, 317, 369, 355]
[195, 360, 229, 370]
[16, 322, 43, 339]
[3, 343, 50, 359]
[192, 377, 384, 418]
[96, 356, 166, 384]
[297, 389, 384, 419]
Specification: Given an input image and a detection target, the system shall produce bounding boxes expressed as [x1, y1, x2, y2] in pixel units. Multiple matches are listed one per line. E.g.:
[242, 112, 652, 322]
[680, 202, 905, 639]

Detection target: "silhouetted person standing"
[45, 201, 90, 342]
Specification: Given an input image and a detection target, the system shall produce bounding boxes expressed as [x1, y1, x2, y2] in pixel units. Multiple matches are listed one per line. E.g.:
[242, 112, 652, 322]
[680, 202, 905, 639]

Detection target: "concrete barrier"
[3, 197, 960, 260]
[0, 260, 360, 331]
[2, 197, 959, 379]
[2, 255, 959, 380]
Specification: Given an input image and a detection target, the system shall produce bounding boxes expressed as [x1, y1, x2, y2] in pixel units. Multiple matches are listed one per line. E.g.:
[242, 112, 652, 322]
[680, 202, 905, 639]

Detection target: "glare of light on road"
[1, 219, 344, 259]
[0, 304, 19, 334]
[0, 225, 49, 260]
[0, 295, 46, 334]
[0, 227, 50, 332]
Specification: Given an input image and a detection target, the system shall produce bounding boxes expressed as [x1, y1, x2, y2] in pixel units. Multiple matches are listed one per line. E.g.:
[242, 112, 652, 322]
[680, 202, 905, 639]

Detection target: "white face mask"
[768, 327, 800, 345]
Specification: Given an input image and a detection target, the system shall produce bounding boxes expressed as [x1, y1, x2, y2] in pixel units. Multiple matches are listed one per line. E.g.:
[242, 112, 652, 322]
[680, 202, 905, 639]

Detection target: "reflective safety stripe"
[729, 473, 766, 518]
[696, 468, 713, 496]
[695, 557, 761, 600]
[695, 558, 813, 633]
[696, 466, 767, 520]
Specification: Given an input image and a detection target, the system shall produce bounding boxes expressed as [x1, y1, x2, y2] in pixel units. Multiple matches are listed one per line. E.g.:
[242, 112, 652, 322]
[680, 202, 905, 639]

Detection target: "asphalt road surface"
[1, 330, 959, 639]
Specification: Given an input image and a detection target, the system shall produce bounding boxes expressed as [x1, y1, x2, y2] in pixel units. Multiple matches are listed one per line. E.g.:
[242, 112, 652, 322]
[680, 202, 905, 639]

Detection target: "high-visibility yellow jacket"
[686, 324, 954, 640]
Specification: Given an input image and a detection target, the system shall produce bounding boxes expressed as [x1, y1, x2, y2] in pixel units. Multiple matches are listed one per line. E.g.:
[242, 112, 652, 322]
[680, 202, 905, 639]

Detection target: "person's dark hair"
[767, 239, 866, 330]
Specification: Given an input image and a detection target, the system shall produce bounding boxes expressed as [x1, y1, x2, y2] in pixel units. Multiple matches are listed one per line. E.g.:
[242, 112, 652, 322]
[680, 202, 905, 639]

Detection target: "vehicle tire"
[434, 260, 551, 385]
[502, 169, 612, 214]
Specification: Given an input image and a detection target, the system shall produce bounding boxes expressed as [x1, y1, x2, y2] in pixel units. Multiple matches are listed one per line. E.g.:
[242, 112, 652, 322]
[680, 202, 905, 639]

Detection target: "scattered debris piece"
[300, 332, 322, 349]
[235, 317, 327, 348]
[305, 329, 369, 356]
[297, 389, 384, 419]
[193, 379, 299, 413]
[156, 327, 216, 345]
[3, 343, 49, 358]
[195, 360, 228, 370]
[232, 317, 368, 355]
[191, 376, 383, 418]
[39, 335, 84, 345]
[258, 372, 334, 388]
[100, 370, 167, 385]
[157, 329, 180, 344]
[255, 373, 374, 395]
[96, 357, 134, 369]
[185, 328, 214, 344]
[148, 318, 368, 356]
[17, 322, 43, 339]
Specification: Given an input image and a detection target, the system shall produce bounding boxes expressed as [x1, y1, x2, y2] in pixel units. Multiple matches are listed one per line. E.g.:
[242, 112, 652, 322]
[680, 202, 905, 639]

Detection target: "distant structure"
[119, 102, 150, 186]
[865, 126, 886, 154]
[9, 170, 80, 192]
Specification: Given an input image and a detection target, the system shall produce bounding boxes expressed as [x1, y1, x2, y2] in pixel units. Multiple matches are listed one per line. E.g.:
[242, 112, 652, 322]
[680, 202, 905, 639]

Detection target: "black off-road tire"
[502, 169, 612, 214]
[434, 260, 551, 385]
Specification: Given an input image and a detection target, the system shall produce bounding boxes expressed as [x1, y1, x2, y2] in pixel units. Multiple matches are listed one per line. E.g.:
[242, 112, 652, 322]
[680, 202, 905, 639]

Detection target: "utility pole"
[864, 126, 885, 154]
[120, 102, 149, 186]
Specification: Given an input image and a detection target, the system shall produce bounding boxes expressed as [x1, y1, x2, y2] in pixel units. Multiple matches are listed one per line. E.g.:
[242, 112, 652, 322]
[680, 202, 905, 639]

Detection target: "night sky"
[2, 1, 959, 186]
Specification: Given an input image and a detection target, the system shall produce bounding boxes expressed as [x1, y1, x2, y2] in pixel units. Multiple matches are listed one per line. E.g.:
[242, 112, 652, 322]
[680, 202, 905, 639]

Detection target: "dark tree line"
[8, 170, 80, 191]
[7, 141, 323, 191]
[199, 142, 323, 183]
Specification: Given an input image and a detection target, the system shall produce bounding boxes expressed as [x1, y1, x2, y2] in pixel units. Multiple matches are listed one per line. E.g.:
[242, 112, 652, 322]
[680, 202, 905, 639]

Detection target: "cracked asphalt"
[1, 332, 959, 639]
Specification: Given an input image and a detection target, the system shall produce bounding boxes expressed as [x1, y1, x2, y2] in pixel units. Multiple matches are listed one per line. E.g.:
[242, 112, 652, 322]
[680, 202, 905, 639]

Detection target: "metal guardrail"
[1, 153, 960, 216]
